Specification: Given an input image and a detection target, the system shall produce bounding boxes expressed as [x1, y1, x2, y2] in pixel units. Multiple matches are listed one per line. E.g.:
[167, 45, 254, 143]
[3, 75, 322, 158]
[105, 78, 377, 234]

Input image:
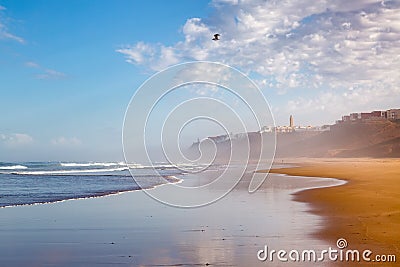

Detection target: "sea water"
[0, 161, 201, 207]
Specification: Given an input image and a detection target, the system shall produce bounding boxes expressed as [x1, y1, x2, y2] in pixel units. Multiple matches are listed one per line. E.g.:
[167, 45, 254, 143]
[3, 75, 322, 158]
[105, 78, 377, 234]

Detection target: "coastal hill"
[188, 120, 400, 160]
[276, 120, 400, 158]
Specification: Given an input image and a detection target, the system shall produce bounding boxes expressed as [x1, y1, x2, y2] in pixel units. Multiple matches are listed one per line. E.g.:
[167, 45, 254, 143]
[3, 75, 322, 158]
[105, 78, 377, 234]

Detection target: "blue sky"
[0, 0, 210, 161]
[1, 0, 399, 161]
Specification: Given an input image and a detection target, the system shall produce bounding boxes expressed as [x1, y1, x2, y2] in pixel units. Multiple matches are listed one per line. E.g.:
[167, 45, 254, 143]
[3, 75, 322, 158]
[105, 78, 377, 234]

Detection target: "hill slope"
[188, 120, 400, 160]
[276, 120, 400, 158]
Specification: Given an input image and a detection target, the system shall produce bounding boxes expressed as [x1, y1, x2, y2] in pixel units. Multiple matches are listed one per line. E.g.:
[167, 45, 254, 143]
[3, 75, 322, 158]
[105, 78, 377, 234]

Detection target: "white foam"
[127, 163, 146, 169]
[60, 162, 126, 167]
[0, 165, 28, 170]
[13, 167, 128, 175]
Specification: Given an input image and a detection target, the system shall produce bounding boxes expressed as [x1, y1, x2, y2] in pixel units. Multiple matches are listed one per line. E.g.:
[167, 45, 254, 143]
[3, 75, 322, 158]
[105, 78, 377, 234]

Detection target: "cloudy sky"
[1, 0, 399, 161]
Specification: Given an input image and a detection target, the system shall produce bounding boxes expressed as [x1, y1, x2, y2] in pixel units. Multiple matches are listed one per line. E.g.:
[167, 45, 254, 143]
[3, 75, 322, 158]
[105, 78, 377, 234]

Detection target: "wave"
[163, 175, 183, 184]
[0, 165, 28, 170]
[12, 167, 128, 175]
[127, 163, 146, 169]
[60, 162, 126, 167]
[126, 163, 190, 169]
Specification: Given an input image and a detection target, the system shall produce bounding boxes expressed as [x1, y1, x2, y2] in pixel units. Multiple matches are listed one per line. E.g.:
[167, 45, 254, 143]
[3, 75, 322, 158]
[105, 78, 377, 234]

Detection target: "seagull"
[212, 33, 220, 41]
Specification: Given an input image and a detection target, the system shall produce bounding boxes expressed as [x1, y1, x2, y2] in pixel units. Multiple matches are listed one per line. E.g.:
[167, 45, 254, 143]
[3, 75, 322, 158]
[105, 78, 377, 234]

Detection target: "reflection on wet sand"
[0, 167, 344, 266]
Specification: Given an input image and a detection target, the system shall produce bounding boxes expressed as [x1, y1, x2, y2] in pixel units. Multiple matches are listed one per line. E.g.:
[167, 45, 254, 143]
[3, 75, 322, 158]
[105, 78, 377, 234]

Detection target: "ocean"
[0, 161, 197, 208]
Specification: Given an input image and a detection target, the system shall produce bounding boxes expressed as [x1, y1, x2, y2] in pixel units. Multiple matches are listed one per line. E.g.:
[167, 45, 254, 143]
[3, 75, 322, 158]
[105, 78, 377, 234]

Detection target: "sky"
[1, 0, 399, 162]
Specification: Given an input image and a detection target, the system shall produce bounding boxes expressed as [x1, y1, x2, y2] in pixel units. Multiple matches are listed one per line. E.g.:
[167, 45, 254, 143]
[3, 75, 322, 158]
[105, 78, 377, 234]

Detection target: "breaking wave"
[12, 167, 128, 175]
[0, 165, 28, 170]
[60, 162, 126, 167]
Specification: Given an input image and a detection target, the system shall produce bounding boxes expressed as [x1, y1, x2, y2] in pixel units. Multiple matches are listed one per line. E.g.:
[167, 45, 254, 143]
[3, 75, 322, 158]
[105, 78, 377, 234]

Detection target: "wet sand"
[265, 158, 400, 265]
[0, 168, 344, 266]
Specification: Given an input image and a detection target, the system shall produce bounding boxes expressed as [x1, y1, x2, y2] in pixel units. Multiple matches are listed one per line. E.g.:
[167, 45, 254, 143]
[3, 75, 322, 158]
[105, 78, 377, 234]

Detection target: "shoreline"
[0, 188, 136, 209]
[263, 158, 400, 261]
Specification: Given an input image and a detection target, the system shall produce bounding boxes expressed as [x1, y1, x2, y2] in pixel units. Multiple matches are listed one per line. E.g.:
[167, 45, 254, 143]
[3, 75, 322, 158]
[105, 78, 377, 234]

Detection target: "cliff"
[277, 120, 400, 157]
[188, 120, 400, 160]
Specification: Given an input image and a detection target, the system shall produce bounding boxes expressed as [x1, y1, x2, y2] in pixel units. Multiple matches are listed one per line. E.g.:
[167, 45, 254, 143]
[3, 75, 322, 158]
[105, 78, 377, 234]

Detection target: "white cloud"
[25, 61, 40, 68]
[0, 6, 24, 43]
[36, 69, 66, 80]
[285, 84, 400, 123]
[117, 0, 400, 122]
[51, 137, 81, 146]
[212, 0, 238, 5]
[116, 42, 154, 64]
[1, 8, 65, 80]
[187, 83, 220, 97]
[116, 42, 180, 70]
[0, 133, 33, 146]
[24, 61, 66, 80]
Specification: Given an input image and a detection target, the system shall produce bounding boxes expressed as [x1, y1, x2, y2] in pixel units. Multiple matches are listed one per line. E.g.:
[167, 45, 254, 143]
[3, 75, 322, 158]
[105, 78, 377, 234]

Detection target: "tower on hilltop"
[289, 115, 294, 128]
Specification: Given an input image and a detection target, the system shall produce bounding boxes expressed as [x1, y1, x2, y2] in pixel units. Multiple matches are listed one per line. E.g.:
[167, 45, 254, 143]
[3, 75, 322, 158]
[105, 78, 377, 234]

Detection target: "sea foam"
[0, 165, 28, 170]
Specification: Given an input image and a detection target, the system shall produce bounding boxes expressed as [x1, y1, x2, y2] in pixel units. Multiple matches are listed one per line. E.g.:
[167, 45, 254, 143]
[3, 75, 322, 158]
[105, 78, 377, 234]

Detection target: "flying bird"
[212, 34, 220, 41]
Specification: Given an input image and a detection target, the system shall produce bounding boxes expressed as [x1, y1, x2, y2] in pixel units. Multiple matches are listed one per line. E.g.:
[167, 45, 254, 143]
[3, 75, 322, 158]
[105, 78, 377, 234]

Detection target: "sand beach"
[266, 158, 400, 265]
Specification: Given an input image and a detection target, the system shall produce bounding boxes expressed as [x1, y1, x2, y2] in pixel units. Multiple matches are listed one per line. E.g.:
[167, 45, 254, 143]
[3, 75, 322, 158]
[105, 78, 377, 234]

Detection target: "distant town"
[260, 115, 330, 133]
[261, 108, 400, 134]
[336, 108, 400, 124]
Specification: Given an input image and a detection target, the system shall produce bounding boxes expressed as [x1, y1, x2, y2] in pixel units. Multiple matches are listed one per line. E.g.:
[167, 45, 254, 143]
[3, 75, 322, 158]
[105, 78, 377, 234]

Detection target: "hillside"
[276, 120, 400, 157]
[188, 120, 400, 160]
